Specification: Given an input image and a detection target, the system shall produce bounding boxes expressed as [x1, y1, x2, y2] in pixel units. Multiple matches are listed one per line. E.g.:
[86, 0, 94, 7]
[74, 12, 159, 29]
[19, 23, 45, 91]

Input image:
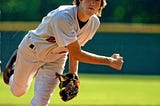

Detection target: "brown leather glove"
[55, 72, 80, 102]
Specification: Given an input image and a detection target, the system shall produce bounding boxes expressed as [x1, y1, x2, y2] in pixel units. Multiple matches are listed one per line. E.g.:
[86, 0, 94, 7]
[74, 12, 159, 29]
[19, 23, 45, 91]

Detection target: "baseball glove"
[55, 72, 80, 102]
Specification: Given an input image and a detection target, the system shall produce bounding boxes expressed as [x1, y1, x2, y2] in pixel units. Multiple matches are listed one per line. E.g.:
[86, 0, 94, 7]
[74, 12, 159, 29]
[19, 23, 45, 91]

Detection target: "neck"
[77, 6, 91, 22]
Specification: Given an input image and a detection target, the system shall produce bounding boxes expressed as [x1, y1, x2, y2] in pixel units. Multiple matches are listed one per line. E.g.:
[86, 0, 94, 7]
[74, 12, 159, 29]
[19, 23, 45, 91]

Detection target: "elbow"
[74, 55, 81, 61]
[70, 50, 82, 61]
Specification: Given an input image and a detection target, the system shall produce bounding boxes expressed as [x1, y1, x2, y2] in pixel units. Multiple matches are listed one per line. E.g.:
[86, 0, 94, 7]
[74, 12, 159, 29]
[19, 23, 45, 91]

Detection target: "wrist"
[68, 71, 78, 75]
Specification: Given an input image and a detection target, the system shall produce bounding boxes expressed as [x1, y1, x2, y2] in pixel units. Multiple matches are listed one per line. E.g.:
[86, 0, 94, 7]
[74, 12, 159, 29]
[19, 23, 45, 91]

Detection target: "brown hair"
[73, 0, 107, 17]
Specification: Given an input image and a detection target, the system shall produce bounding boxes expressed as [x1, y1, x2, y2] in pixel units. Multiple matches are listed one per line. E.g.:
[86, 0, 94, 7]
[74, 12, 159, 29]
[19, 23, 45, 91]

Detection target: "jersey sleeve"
[51, 12, 77, 47]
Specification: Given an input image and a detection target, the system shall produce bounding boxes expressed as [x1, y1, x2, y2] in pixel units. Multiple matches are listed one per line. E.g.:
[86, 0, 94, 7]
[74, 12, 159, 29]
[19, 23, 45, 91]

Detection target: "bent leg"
[9, 38, 41, 97]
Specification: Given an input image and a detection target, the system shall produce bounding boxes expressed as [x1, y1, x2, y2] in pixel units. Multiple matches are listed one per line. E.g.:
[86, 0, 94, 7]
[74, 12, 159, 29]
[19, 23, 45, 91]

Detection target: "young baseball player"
[3, 0, 124, 105]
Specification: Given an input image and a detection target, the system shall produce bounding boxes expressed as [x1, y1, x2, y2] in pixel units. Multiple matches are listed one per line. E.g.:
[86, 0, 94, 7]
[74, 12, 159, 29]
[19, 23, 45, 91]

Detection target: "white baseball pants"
[9, 34, 68, 106]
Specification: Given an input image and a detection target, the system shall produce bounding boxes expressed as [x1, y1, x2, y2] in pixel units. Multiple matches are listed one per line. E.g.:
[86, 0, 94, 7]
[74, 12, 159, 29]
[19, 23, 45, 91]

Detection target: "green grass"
[0, 74, 160, 106]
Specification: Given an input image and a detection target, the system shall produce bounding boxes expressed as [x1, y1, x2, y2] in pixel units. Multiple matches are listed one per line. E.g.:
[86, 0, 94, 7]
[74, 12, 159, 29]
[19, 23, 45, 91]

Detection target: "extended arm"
[66, 40, 123, 70]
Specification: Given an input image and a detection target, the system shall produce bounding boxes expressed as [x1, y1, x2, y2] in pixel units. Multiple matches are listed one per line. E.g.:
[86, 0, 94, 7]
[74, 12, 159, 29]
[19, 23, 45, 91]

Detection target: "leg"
[8, 36, 42, 97]
[9, 48, 41, 97]
[31, 57, 67, 106]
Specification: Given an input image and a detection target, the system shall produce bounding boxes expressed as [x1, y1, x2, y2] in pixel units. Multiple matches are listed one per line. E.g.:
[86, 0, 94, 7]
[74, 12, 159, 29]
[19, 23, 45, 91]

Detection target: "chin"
[87, 11, 95, 16]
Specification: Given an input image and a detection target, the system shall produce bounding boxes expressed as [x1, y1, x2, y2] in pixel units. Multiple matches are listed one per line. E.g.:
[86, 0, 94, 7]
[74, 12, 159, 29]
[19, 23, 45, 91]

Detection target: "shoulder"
[90, 15, 100, 27]
[49, 5, 77, 22]
[49, 6, 78, 31]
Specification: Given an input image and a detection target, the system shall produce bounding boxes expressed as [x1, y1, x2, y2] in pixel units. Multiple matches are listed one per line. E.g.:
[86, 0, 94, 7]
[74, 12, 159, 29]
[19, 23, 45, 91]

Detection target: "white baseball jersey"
[29, 5, 100, 53]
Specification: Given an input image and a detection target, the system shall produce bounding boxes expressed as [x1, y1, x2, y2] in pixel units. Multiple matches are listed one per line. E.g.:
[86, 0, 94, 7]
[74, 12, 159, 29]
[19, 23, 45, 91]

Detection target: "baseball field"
[0, 73, 160, 106]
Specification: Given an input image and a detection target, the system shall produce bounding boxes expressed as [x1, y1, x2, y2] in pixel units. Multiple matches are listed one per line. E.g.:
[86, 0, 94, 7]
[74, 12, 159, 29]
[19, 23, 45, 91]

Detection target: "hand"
[109, 53, 124, 70]
[55, 72, 79, 102]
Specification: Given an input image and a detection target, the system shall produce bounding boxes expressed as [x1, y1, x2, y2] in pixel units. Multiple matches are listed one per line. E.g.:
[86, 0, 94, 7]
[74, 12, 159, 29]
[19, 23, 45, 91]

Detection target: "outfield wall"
[1, 32, 160, 75]
[0, 23, 160, 75]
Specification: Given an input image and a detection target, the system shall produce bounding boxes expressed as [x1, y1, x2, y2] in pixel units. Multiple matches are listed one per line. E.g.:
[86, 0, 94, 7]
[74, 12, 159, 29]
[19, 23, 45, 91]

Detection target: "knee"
[12, 90, 26, 97]
[10, 84, 28, 97]
[9, 75, 30, 97]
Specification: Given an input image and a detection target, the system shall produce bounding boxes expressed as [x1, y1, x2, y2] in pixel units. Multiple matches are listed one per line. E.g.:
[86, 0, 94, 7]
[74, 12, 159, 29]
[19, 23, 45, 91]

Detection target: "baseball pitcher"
[3, 0, 124, 106]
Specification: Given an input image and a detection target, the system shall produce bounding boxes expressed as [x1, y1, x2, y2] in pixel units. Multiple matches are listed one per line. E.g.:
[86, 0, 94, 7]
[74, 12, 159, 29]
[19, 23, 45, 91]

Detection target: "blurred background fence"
[0, 0, 160, 75]
[1, 0, 160, 23]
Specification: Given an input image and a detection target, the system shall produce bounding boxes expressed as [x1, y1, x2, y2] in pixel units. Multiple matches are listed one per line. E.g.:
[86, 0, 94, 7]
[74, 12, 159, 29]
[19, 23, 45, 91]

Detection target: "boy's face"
[79, 0, 101, 16]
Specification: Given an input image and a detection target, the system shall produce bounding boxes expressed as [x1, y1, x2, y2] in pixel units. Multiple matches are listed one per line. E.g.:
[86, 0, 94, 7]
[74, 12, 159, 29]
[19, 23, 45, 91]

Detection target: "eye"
[95, 0, 101, 3]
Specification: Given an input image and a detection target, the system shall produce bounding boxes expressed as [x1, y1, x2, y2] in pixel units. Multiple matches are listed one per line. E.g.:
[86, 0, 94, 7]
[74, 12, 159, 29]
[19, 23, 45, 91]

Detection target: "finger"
[117, 56, 123, 60]
[112, 53, 120, 58]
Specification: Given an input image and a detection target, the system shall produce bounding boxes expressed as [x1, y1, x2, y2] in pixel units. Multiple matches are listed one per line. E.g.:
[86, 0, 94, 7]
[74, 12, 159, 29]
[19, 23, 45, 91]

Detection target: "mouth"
[88, 7, 95, 11]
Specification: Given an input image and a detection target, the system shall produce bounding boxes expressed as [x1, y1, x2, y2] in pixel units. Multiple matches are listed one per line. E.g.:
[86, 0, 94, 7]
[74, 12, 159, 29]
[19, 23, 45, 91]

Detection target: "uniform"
[9, 5, 100, 106]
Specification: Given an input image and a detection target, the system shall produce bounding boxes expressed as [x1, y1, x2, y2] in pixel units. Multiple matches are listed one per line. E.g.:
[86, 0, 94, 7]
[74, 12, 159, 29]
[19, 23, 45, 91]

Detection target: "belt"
[27, 34, 56, 49]
[46, 36, 56, 43]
